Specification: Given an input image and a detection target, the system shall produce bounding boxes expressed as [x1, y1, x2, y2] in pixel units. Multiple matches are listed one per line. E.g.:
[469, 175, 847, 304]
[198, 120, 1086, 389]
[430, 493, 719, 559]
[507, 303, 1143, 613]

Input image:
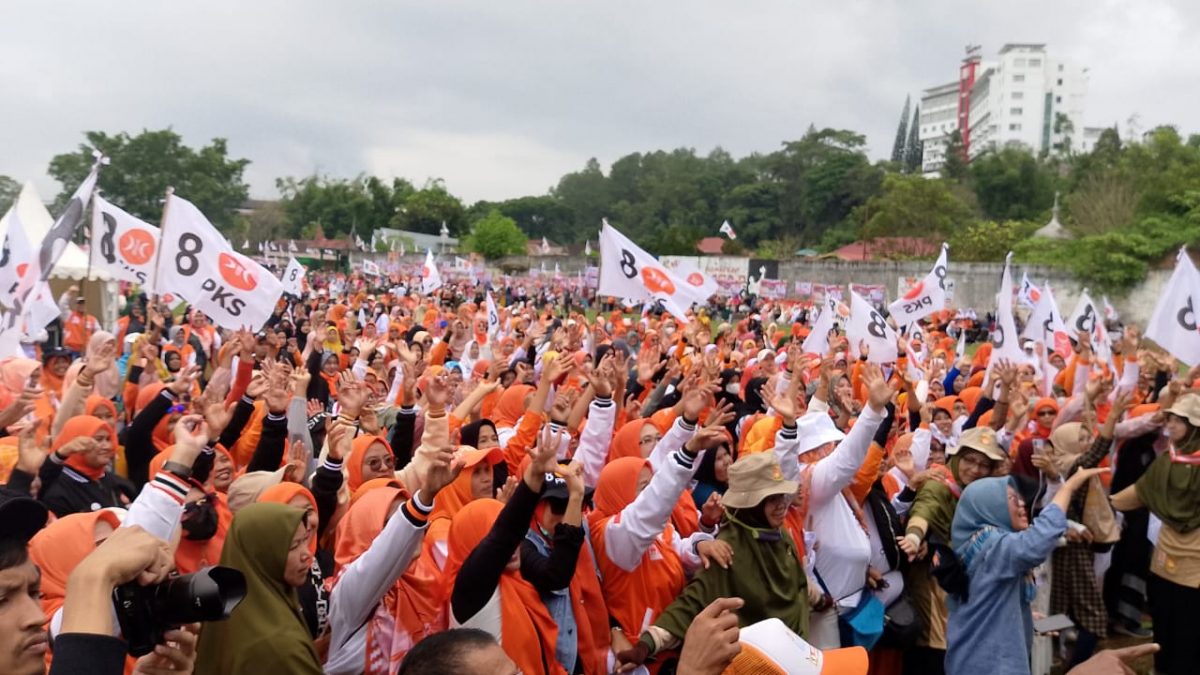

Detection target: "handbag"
[813, 568, 885, 650]
[879, 593, 922, 649]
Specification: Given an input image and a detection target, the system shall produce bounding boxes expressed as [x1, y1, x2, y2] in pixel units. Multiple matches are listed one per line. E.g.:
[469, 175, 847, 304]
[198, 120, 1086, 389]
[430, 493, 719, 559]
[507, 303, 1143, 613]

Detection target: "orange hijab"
[52, 415, 116, 481]
[604, 421, 700, 537]
[444, 499, 565, 675]
[346, 435, 392, 494]
[149, 448, 233, 575]
[493, 384, 534, 429]
[135, 382, 175, 451]
[85, 394, 117, 421]
[334, 485, 446, 674]
[29, 509, 123, 621]
[958, 386, 984, 415]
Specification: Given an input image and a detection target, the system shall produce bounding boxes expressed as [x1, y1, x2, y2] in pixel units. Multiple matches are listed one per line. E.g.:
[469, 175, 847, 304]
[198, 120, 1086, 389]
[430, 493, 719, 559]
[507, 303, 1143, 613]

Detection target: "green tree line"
[11, 123, 1200, 290]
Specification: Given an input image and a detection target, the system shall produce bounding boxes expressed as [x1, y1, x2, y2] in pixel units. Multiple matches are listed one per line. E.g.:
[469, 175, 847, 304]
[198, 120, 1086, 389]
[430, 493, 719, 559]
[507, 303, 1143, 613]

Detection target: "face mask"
[726, 383, 740, 395]
[181, 497, 219, 541]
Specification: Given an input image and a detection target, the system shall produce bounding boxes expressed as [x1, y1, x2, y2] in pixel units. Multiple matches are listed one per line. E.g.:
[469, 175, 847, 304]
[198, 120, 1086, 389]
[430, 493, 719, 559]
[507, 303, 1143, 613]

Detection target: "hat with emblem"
[951, 426, 1006, 462]
[722, 452, 800, 509]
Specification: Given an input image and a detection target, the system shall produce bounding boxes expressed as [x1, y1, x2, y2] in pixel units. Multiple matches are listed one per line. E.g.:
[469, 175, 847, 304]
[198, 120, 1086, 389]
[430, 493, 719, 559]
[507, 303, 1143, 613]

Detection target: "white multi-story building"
[919, 44, 1089, 175]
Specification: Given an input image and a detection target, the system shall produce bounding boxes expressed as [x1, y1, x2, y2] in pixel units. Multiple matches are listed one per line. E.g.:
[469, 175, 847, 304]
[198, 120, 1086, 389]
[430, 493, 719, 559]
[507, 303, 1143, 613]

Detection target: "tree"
[859, 173, 976, 241]
[903, 105, 923, 174]
[940, 129, 968, 182]
[949, 220, 1040, 261]
[465, 210, 527, 259]
[1065, 170, 1138, 235]
[553, 158, 612, 240]
[474, 194, 576, 243]
[1052, 112, 1076, 156]
[391, 180, 467, 236]
[0, 175, 19, 214]
[969, 148, 1057, 221]
[891, 96, 911, 164]
[48, 129, 250, 230]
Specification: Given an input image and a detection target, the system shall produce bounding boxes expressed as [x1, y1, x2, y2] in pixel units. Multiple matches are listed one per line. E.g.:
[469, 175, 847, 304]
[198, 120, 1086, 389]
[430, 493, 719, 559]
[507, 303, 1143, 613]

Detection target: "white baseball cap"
[723, 619, 867, 675]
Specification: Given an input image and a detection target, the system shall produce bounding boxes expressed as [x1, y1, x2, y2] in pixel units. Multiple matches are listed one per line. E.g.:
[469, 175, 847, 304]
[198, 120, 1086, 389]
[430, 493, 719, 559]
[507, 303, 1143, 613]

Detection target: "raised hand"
[167, 365, 201, 397]
[562, 460, 585, 497]
[84, 341, 117, 377]
[861, 363, 892, 413]
[201, 395, 235, 441]
[424, 372, 451, 410]
[0, 384, 40, 429]
[696, 539, 734, 570]
[337, 372, 368, 418]
[529, 424, 567, 477]
[703, 399, 737, 430]
[15, 424, 47, 474]
[494, 475, 519, 504]
[685, 426, 728, 454]
[422, 445, 460, 498]
[700, 492, 724, 527]
[325, 422, 352, 462]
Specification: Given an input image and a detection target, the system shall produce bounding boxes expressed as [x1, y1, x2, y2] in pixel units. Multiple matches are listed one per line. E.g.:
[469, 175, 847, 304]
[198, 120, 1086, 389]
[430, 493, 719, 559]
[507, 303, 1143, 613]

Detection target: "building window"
[1012, 91, 1024, 100]
[1057, 78, 1063, 86]
[1055, 95, 1062, 104]
[1013, 74, 1025, 83]
[1009, 123, 1022, 131]
[1014, 57, 1027, 67]
[1058, 63, 1064, 71]
[1029, 58, 1042, 67]
[1010, 107, 1023, 115]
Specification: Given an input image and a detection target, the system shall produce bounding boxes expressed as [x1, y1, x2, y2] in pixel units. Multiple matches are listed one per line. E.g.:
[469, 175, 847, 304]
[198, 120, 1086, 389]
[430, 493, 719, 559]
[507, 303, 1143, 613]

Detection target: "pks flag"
[1066, 290, 1100, 339]
[584, 240, 592, 256]
[91, 196, 161, 289]
[990, 252, 1024, 364]
[486, 291, 501, 336]
[719, 220, 737, 240]
[801, 297, 838, 355]
[281, 257, 306, 296]
[888, 243, 948, 326]
[0, 209, 35, 309]
[541, 237, 551, 255]
[667, 256, 719, 300]
[289, 240, 298, 253]
[1102, 296, 1119, 322]
[598, 221, 705, 322]
[1145, 248, 1200, 365]
[421, 249, 442, 294]
[847, 289, 898, 364]
[156, 194, 283, 331]
[18, 155, 103, 300]
[1017, 272, 1041, 309]
[1021, 284, 1071, 358]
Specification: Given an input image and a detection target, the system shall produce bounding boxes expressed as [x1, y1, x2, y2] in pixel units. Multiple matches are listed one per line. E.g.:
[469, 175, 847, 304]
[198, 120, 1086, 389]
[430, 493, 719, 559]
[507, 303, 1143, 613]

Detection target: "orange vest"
[63, 312, 97, 352]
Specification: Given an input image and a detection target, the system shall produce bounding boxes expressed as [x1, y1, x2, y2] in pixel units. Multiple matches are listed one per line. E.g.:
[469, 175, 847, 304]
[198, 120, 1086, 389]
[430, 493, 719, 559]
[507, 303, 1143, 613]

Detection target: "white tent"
[0, 182, 119, 329]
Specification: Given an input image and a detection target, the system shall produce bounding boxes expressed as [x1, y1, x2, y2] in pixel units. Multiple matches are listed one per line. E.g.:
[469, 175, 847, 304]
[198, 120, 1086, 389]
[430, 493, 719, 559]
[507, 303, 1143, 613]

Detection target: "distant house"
[696, 237, 726, 255]
[374, 227, 459, 254]
[826, 237, 939, 262]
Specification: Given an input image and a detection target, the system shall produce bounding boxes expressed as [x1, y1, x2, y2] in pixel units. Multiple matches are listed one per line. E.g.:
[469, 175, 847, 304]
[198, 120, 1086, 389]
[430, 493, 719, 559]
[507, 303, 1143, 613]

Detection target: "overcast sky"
[2, 1, 1197, 205]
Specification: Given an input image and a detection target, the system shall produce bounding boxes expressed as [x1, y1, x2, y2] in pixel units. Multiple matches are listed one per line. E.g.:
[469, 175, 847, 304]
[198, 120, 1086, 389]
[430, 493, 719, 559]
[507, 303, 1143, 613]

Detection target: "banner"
[362, 259, 381, 276]
[847, 289, 898, 364]
[281, 257, 306, 296]
[697, 256, 748, 295]
[1145, 248, 1200, 366]
[599, 222, 706, 321]
[759, 279, 789, 300]
[156, 194, 283, 331]
[91, 196, 160, 289]
[421, 249, 442, 294]
[888, 243, 948, 326]
[1017, 272, 1041, 309]
[851, 283, 887, 306]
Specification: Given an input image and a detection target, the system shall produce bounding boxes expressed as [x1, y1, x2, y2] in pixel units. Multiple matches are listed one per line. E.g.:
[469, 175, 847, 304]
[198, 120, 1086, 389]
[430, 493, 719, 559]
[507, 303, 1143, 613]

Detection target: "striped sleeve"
[151, 471, 190, 504]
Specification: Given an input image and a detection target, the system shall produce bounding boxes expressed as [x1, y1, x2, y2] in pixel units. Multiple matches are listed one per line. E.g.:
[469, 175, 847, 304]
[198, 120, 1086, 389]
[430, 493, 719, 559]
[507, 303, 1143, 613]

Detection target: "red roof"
[696, 237, 726, 255]
[828, 237, 939, 262]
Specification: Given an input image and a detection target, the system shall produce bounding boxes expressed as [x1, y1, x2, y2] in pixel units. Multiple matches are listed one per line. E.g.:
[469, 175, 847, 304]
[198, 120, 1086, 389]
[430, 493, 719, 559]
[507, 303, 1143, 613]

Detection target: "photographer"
[52, 525, 198, 675]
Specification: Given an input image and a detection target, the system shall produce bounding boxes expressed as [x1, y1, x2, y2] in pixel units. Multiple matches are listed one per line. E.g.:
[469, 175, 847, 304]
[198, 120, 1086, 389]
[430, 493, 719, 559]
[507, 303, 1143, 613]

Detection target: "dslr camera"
[113, 565, 246, 656]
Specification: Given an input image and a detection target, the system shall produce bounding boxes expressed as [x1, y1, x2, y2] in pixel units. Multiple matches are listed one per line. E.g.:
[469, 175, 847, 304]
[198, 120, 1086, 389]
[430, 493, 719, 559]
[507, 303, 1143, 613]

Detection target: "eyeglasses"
[1036, 409, 1057, 418]
[365, 455, 395, 472]
[958, 454, 995, 471]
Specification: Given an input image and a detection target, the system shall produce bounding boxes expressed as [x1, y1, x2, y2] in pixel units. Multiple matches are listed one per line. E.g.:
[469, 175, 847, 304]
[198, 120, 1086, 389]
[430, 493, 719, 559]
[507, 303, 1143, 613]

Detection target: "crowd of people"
[0, 269, 1193, 675]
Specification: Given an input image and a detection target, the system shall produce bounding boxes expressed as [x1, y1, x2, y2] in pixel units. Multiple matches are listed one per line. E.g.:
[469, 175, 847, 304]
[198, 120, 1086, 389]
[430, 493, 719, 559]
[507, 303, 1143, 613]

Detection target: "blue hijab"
[952, 476, 1013, 561]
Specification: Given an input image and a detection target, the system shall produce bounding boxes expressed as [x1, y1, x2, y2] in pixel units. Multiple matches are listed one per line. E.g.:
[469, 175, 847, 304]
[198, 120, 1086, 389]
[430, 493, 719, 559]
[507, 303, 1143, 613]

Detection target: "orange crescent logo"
[218, 253, 257, 291]
[119, 229, 156, 265]
[904, 281, 925, 301]
[687, 272, 704, 287]
[641, 267, 676, 296]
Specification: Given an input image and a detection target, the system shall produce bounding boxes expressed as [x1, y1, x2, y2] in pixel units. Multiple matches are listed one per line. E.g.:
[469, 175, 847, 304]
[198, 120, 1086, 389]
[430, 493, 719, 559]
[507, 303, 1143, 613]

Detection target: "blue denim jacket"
[524, 527, 578, 672]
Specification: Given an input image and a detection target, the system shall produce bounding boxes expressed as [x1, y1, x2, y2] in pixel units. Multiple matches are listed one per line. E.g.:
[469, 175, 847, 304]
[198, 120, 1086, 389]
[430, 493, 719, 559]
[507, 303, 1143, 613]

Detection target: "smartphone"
[1032, 439, 1046, 458]
[1033, 614, 1075, 634]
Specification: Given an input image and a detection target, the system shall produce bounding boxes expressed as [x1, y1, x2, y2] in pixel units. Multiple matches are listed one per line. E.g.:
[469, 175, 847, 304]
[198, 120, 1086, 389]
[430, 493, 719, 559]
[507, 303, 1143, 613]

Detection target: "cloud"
[0, 0, 1196, 206]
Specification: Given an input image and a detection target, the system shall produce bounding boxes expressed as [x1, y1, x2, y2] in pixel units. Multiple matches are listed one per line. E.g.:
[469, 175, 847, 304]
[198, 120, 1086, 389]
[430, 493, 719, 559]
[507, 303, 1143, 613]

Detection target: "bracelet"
[162, 461, 193, 480]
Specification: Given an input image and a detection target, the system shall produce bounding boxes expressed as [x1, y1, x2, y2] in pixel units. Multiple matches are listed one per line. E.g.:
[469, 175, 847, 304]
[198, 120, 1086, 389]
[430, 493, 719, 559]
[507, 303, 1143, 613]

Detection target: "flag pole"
[150, 186, 175, 302]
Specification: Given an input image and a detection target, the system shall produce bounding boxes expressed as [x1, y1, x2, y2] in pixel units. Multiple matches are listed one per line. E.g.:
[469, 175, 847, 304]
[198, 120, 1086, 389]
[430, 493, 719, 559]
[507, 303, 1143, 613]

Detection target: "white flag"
[281, 257, 306, 296]
[847, 290, 897, 364]
[289, 239, 298, 253]
[421, 249, 442, 294]
[91, 196, 161, 289]
[19, 280, 60, 336]
[258, 241, 265, 253]
[955, 329, 967, 359]
[667, 256, 719, 300]
[888, 243, 948, 326]
[1102, 296, 1119, 322]
[541, 237, 550, 255]
[1145, 248, 1200, 366]
[801, 298, 838, 355]
[399, 240, 406, 256]
[1022, 284, 1071, 358]
[719, 220, 737, 240]
[554, 262, 561, 278]
[19, 159, 101, 300]
[156, 194, 283, 331]
[0, 208, 35, 309]
[242, 239, 250, 249]
[486, 291, 500, 337]
[598, 221, 703, 322]
[454, 256, 470, 270]
[1066, 289, 1100, 339]
[362, 259, 381, 276]
[990, 253, 1023, 363]
[584, 240, 592, 256]
[1017, 272, 1041, 309]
